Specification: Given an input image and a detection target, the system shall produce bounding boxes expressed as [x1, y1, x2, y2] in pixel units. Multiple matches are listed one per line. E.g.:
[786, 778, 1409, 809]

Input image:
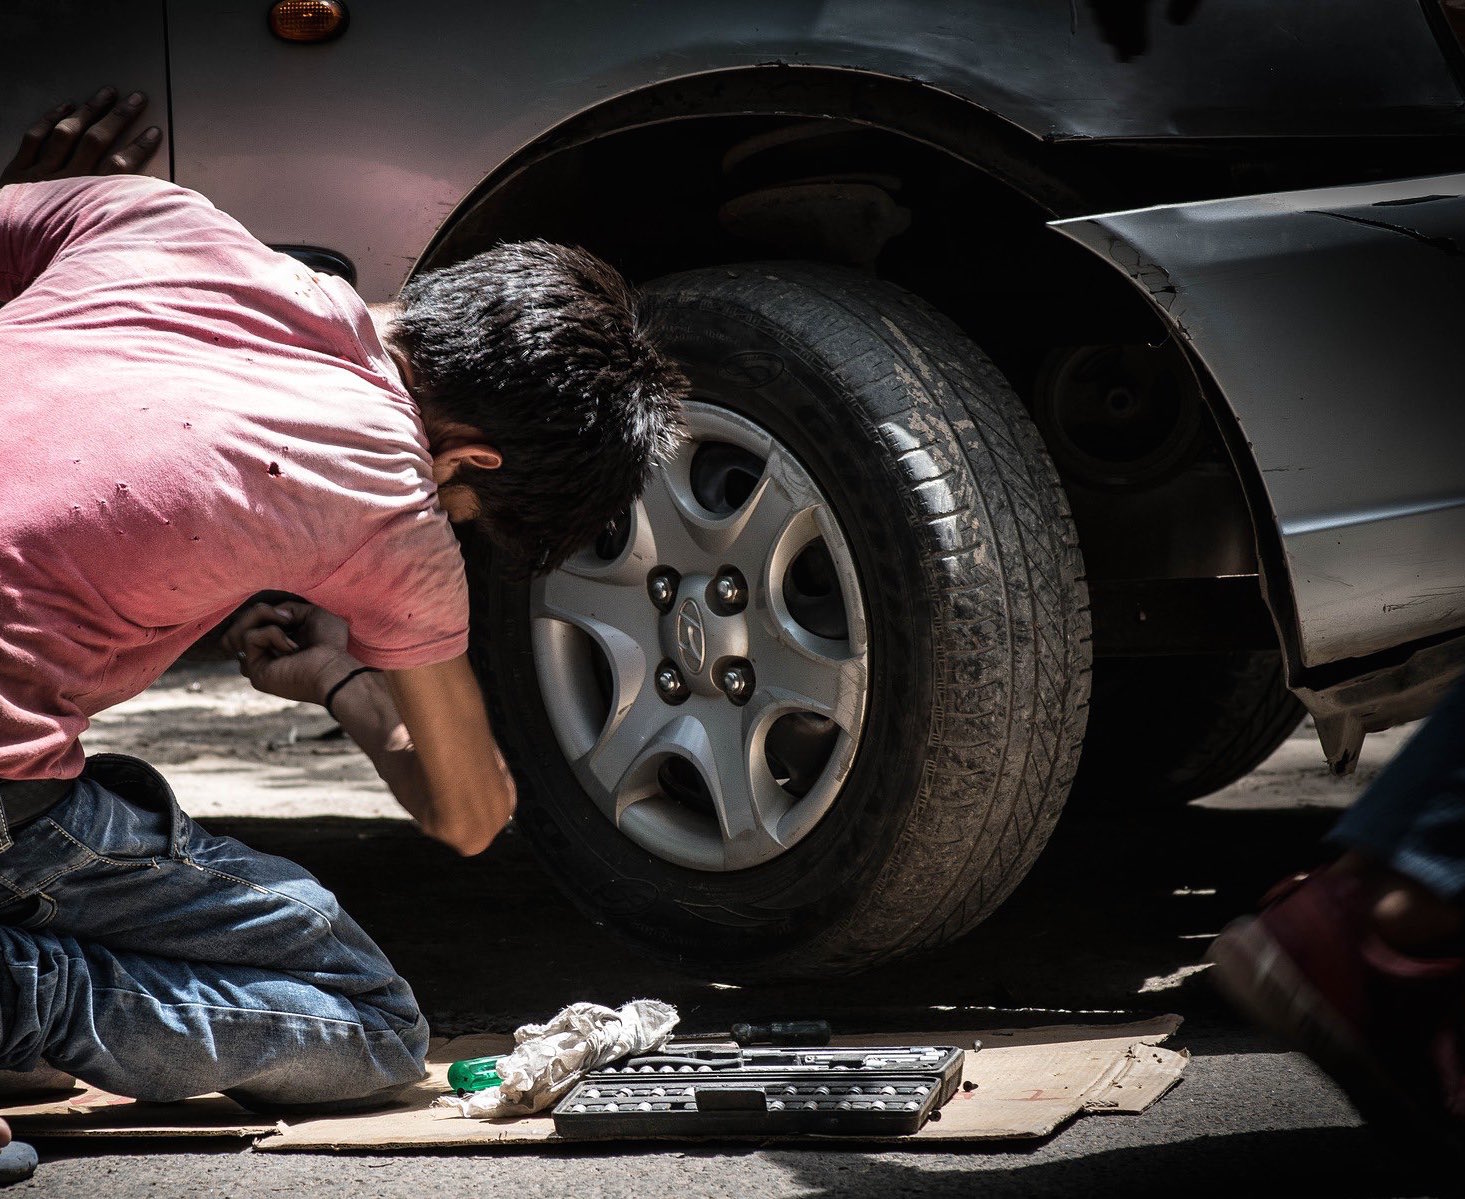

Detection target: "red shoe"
[1206, 869, 1465, 1154]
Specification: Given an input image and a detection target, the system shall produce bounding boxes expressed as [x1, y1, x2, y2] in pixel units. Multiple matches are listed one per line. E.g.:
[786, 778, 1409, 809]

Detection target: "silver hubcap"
[530, 402, 869, 871]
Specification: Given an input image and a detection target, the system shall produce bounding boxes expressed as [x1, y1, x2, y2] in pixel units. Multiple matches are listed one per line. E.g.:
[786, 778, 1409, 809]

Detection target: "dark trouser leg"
[0, 756, 427, 1110]
[1327, 674, 1465, 902]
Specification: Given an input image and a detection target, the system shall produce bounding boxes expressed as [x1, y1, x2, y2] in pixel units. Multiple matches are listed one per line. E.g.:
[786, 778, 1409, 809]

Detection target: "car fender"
[1050, 177, 1465, 677]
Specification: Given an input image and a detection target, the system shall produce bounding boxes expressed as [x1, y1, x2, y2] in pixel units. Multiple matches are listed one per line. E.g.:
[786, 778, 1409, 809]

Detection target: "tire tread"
[648, 264, 1091, 974]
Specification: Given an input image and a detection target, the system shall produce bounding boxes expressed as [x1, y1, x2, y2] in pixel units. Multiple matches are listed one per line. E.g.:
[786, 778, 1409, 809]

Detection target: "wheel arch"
[423, 65, 1280, 687]
[414, 65, 1088, 275]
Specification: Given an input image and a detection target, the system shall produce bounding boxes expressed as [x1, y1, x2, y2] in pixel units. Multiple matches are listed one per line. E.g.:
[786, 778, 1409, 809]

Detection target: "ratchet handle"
[731, 1020, 832, 1046]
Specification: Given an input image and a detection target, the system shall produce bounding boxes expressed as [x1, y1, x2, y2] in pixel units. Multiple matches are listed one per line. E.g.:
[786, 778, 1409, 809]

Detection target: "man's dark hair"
[393, 241, 686, 574]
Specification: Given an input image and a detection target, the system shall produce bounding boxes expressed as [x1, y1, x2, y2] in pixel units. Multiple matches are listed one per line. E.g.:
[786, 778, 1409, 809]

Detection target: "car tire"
[469, 262, 1091, 979]
[1072, 651, 1305, 805]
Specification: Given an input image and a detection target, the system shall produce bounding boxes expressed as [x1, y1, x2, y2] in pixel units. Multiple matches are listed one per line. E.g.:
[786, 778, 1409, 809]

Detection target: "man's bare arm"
[338, 658, 516, 856]
[224, 601, 516, 855]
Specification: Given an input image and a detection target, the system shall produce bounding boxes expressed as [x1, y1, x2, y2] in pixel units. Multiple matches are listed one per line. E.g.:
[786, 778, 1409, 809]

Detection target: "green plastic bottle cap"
[447, 1054, 503, 1095]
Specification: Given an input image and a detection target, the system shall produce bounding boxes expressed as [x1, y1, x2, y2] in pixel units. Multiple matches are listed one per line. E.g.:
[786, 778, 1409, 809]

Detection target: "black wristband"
[323, 666, 381, 720]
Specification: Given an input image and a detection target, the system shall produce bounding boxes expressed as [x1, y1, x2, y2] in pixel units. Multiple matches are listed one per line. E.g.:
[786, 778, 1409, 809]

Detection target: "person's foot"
[1206, 866, 1465, 1153]
[0, 1123, 36, 1186]
[0, 1069, 70, 1187]
[0, 1138, 35, 1187]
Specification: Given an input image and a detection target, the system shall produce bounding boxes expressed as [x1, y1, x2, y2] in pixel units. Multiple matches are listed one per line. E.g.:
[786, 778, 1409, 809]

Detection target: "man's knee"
[224, 1008, 429, 1114]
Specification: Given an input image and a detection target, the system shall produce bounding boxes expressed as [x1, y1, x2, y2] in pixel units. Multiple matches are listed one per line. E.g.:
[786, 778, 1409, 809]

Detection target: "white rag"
[438, 999, 679, 1119]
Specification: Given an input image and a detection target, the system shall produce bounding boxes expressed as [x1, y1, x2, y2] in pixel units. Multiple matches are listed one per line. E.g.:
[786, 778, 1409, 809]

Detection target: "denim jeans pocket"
[0, 890, 57, 930]
[0, 760, 182, 922]
[9, 755, 186, 878]
[58, 754, 186, 864]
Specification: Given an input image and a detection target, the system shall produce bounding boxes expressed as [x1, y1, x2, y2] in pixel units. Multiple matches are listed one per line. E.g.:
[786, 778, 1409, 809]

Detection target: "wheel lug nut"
[720, 662, 754, 705]
[716, 576, 742, 606]
[710, 568, 748, 614]
[656, 663, 688, 703]
[648, 571, 678, 612]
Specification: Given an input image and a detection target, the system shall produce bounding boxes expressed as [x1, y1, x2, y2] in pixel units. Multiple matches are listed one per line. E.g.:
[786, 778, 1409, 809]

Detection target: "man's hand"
[220, 601, 515, 855]
[222, 600, 356, 706]
[1, 86, 162, 187]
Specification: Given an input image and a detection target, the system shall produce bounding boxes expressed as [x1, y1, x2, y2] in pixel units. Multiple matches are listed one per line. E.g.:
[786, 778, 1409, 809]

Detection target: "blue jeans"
[1330, 673, 1465, 902]
[0, 754, 427, 1111]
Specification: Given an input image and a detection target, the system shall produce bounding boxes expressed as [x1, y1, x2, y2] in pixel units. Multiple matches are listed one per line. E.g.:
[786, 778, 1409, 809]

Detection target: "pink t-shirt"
[0, 176, 469, 780]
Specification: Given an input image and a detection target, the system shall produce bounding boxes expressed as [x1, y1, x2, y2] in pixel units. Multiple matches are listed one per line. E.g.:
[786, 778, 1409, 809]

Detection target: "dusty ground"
[84, 661, 400, 819]
[14, 666, 1435, 1197]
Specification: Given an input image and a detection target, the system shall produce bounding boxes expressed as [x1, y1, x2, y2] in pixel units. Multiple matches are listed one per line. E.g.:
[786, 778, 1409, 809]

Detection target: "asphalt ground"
[6, 688, 1446, 1197]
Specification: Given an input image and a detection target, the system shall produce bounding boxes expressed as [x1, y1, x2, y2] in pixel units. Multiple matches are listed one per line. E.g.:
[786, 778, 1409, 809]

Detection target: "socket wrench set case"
[552, 1043, 965, 1138]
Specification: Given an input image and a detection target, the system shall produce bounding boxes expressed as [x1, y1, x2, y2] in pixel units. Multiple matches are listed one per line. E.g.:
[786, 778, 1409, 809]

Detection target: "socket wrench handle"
[731, 1020, 832, 1046]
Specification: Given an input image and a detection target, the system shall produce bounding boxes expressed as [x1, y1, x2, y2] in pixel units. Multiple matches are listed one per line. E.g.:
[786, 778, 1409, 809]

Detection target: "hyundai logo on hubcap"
[676, 599, 707, 675]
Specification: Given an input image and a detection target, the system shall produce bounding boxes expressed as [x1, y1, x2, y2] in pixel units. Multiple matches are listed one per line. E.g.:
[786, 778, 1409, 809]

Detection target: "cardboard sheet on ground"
[4, 1015, 1185, 1149]
[1, 1088, 280, 1139]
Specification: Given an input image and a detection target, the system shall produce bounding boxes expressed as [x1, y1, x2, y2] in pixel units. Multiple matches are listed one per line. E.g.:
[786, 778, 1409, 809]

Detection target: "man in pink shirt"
[0, 90, 685, 1133]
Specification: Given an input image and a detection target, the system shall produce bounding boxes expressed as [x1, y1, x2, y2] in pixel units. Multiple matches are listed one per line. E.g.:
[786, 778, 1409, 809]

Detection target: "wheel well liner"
[417, 65, 1086, 277]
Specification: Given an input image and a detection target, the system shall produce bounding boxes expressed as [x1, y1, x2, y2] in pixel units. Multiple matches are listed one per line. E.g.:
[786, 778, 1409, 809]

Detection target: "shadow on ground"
[765, 1126, 1423, 1198]
[213, 790, 1339, 1039]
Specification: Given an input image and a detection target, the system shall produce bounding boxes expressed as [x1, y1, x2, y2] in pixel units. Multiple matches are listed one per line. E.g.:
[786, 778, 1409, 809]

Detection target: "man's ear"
[432, 444, 502, 485]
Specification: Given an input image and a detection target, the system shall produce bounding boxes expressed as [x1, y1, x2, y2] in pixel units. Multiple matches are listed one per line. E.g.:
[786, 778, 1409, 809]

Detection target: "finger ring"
[235, 651, 247, 661]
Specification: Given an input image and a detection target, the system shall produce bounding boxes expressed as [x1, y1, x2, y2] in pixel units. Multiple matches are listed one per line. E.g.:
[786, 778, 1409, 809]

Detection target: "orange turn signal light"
[268, 0, 349, 43]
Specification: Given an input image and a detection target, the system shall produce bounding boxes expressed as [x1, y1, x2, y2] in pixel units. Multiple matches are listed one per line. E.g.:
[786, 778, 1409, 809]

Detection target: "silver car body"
[1052, 180, 1465, 672]
[5, 0, 1464, 739]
